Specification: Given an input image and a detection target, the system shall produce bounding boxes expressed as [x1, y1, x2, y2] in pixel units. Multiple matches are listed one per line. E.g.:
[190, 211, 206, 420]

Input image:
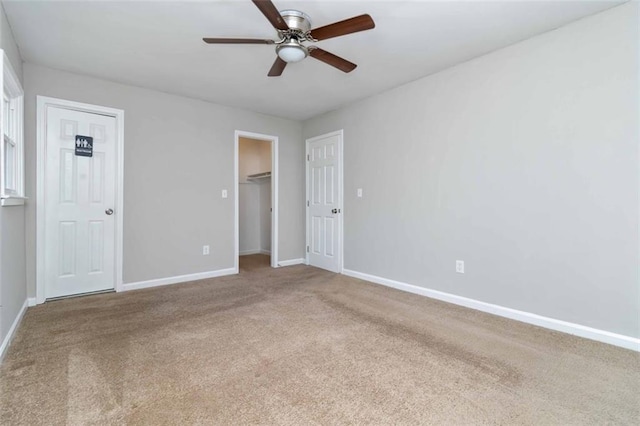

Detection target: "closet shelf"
[247, 171, 271, 180]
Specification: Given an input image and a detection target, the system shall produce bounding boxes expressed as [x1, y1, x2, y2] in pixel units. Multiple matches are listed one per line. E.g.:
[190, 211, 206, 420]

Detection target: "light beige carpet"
[1, 255, 638, 425]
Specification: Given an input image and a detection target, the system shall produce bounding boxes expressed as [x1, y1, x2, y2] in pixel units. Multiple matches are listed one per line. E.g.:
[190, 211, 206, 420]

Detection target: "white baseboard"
[278, 258, 305, 267]
[342, 269, 640, 352]
[0, 299, 29, 362]
[240, 249, 271, 256]
[27, 298, 37, 307]
[121, 268, 237, 292]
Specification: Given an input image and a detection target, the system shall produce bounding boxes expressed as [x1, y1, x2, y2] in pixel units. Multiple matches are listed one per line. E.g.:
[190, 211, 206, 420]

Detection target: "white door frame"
[36, 96, 125, 304]
[234, 130, 279, 270]
[305, 129, 344, 272]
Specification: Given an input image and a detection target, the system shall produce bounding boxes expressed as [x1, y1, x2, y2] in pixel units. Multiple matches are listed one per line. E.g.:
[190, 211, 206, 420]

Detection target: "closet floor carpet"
[1, 255, 638, 425]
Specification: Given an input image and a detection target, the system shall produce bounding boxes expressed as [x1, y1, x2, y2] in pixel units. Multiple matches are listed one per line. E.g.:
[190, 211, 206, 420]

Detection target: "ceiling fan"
[203, 0, 375, 77]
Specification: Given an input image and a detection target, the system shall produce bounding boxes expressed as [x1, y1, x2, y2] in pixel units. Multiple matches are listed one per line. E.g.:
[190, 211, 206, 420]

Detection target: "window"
[0, 51, 24, 206]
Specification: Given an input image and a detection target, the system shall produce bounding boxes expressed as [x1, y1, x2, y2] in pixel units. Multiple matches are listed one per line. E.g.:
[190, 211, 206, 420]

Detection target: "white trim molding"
[120, 268, 236, 292]
[27, 298, 37, 307]
[0, 51, 25, 205]
[1, 196, 27, 207]
[239, 249, 262, 256]
[0, 299, 28, 362]
[36, 96, 125, 304]
[278, 258, 305, 267]
[342, 269, 640, 352]
[239, 249, 271, 256]
[234, 130, 279, 269]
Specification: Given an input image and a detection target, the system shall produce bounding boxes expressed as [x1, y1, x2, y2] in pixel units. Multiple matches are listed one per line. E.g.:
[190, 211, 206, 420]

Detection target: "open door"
[306, 130, 343, 273]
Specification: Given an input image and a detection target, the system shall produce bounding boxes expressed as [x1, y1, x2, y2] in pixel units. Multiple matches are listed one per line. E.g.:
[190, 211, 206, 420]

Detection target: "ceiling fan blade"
[252, 0, 289, 31]
[268, 57, 287, 77]
[309, 48, 357, 73]
[310, 14, 375, 41]
[203, 38, 274, 44]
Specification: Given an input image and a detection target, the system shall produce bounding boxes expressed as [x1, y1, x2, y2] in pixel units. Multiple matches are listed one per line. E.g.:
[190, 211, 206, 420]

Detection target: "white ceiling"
[4, 0, 623, 120]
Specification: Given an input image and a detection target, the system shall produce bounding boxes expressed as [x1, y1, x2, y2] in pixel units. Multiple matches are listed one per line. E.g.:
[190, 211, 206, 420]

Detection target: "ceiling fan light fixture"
[276, 40, 308, 63]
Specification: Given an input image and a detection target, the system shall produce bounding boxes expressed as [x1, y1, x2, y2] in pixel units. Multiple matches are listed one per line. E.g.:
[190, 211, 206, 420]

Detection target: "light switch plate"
[222, 189, 228, 199]
[357, 188, 363, 198]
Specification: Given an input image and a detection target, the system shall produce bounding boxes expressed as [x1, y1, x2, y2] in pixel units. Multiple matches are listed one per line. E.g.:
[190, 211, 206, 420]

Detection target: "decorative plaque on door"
[75, 135, 93, 157]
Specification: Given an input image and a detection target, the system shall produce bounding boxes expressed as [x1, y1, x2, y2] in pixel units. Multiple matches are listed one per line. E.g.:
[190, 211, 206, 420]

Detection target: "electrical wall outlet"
[203, 245, 210, 255]
[357, 188, 363, 198]
[456, 260, 464, 274]
[221, 189, 228, 199]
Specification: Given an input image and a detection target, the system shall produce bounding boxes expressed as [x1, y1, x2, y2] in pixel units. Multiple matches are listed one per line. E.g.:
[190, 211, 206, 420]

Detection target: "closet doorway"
[234, 131, 278, 271]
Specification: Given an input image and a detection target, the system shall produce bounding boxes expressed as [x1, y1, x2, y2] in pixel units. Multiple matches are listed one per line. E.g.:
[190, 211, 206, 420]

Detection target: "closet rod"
[247, 171, 271, 180]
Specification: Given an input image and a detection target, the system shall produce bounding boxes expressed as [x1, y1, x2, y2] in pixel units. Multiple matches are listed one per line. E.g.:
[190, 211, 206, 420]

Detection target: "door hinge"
[307, 154, 310, 161]
[307, 200, 309, 207]
[306, 246, 309, 253]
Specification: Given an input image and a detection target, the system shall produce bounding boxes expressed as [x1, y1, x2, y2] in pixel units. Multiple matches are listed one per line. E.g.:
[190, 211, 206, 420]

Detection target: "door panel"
[324, 217, 335, 257]
[312, 215, 322, 254]
[58, 221, 77, 276]
[89, 153, 105, 203]
[88, 220, 105, 273]
[45, 106, 117, 298]
[325, 165, 335, 204]
[59, 149, 77, 203]
[307, 133, 342, 272]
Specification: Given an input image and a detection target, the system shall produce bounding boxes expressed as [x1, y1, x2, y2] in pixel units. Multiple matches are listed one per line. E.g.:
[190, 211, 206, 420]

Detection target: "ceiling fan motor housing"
[279, 10, 312, 34]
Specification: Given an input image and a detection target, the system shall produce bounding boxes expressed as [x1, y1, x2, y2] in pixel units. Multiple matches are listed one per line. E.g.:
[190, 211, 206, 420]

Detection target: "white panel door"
[44, 106, 117, 299]
[307, 132, 342, 272]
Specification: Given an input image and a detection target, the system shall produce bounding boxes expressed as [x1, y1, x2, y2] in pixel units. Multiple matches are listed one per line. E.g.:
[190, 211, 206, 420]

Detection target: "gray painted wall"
[0, 3, 26, 349]
[259, 180, 271, 253]
[239, 183, 261, 254]
[304, 3, 639, 338]
[23, 63, 304, 295]
[0, 207, 26, 341]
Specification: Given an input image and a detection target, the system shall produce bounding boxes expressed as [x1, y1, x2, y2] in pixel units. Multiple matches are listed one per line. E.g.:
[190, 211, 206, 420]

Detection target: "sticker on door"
[75, 135, 93, 157]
